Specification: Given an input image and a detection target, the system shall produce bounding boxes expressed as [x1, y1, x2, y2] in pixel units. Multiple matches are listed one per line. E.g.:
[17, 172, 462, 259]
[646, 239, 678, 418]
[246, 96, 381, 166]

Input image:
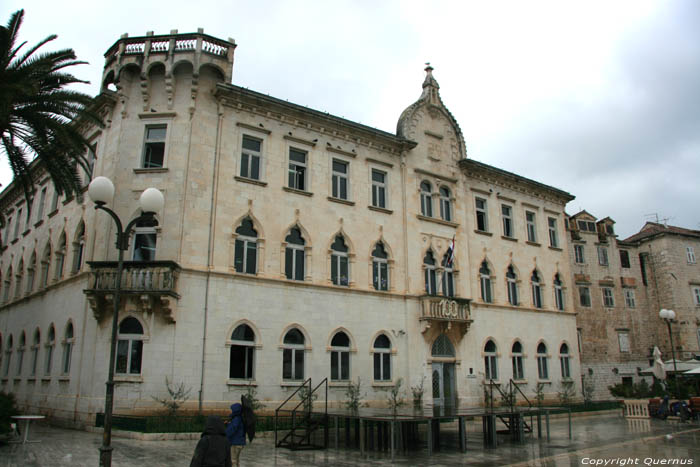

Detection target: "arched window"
[133, 218, 158, 261]
[554, 274, 564, 311]
[330, 235, 349, 286]
[45, 325, 55, 375]
[17, 332, 26, 376]
[72, 222, 86, 273]
[439, 187, 452, 222]
[484, 340, 498, 380]
[537, 342, 548, 380]
[116, 317, 144, 375]
[3, 335, 12, 377]
[26, 252, 36, 294]
[431, 334, 455, 357]
[531, 270, 542, 308]
[441, 251, 454, 297]
[372, 242, 389, 291]
[420, 181, 433, 217]
[479, 261, 492, 303]
[511, 341, 524, 380]
[506, 266, 518, 306]
[282, 328, 305, 381]
[424, 250, 437, 295]
[30, 328, 40, 376]
[234, 217, 257, 274]
[55, 232, 66, 280]
[61, 322, 74, 375]
[330, 331, 350, 381]
[560, 343, 571, 379]
[229, 324, 255, 380]
[285, 227, 305, 281]
[14, 260, 23, 298]
[3, 266, 12, 301]
[40, 245, 51, 288]
[372, 334, 391, 381]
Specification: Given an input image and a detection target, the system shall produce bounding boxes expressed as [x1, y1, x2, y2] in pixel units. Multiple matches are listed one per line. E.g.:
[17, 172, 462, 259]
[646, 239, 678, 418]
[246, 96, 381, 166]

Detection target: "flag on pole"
[445, 236, 455, 267]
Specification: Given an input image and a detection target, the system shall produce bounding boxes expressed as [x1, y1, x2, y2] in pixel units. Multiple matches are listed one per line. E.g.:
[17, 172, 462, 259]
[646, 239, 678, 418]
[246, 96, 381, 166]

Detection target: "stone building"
[568, 213, 700, 400]
[0, 29, 581, 427]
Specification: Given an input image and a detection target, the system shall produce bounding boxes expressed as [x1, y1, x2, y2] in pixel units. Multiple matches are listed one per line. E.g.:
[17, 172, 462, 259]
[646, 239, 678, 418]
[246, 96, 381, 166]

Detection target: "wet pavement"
[1, 412, 699, 466]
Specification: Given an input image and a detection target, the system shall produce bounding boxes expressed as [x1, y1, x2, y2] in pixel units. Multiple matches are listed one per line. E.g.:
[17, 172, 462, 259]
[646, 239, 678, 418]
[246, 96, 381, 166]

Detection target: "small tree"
[151, 377, 192, 416]
[345, 377, 364, 412]
[557, 381, 576, 406]
[532, 382, 546, 407]
[298, 385, 317, 414]
[386, 377, 406, 413]
[244, 385, 264, 411]
[581, 375, 595, 404]
[411, 377, 425, 408]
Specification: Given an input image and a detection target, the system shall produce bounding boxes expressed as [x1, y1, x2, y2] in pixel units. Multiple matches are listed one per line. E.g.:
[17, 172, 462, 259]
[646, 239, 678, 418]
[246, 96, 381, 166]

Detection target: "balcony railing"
[419, 295, 473, 337]
[84, 261, 180, 322]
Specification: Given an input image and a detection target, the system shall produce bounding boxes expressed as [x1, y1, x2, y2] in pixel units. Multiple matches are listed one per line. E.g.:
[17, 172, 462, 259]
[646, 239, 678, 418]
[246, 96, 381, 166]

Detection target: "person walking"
[190, 415, 232, 467]
[225, 403, 246, 467]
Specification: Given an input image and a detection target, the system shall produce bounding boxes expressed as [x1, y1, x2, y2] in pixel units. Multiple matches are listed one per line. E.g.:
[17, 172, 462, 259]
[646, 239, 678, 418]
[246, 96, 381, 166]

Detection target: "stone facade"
[0, 29, 583, 427]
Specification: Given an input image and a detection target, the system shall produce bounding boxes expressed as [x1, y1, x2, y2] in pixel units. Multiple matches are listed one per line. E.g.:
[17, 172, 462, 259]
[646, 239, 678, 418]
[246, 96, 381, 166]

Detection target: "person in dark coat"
[225, 403, 246, 467]
[190, 415, 232, 467]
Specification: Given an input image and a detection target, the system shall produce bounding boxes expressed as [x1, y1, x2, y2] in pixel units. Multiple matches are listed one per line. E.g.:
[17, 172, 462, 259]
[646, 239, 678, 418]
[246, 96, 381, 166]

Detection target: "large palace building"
[0, 28, 608, 427]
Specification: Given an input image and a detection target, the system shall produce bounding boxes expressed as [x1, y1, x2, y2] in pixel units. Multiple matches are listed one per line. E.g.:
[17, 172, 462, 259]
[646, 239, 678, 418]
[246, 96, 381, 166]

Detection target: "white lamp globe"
[659, 309, 676, 320]
[88, 176, 115, 204]
[139, 188, 164, 214]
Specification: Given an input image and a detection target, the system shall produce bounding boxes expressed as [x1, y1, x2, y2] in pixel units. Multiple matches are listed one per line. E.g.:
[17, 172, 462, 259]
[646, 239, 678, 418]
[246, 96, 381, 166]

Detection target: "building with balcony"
[0, 29, 581, 426]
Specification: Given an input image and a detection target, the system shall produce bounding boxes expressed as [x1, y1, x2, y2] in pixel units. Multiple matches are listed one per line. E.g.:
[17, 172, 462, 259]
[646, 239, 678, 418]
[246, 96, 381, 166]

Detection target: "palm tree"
[0, 9, 102, 210]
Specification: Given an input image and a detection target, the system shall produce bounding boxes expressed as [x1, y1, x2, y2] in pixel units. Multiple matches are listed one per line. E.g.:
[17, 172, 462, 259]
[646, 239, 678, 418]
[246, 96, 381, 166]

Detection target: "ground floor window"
[116, 317, 144, 375]
[372, 334, 391, 381]
[282, 328, 305, 381]
[229, 324, 255, 380]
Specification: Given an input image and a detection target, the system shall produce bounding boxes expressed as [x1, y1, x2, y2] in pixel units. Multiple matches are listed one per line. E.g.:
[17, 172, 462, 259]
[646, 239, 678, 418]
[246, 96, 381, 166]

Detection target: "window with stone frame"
[330, 331, 350, 381]
[282, 328, 305, 381]
[597, 246, 609, 266]
[439, 187, 452, 222]
[618, 331, 630, 353]
[72, 222, 86, 273]
[602, 287, 615, 307]
[484, 339, 498, 380]
[234, 218, 257, 274]
[285, 227, 305, 281]
[511, 341, 524, 380]
[559, 343, 571, 379]
[423, 250, 437, 295]
[40, 245, 51, 288]
[229, 324, 255, 380]
[501, 204, 514, 238]
[288, 147, 307, 191]
[554, 274, 564, 311]
[526, 211, 537, 242]
[479, 261, 493, 303]
[3, 335, 12, 377]
[44, 325, 55, 375]
[441, 252, 455, 297]
[331, 159, 349, 200]
[687, 246, 696, 264]
[579, 286, 591, 307]
[548, 217, 559, 247]
[531, 270, 543, 308]
[420, 181, 433, 217]
[30, 328, 40, 376]
[475, 197, 488, 232]
[116, 317, 143, 375]
[372, 334, 391, 381]
[619, 250, 631, 268]
[506, 265, 518, 306]
[330, 235, 349, 286]
[372, 242, 389, 291]
[142, 125, 167, 168]
[54, 233, 66, 280]
[371, 169, 387, 209]
[132, 218, 158, 262]
[16, 332, 25, 376]
[537, 342, 549, 380]
[692, 286, 700, 306]
[574, 244, 585, 264]
[624, 288, 636, 308]
[61, 322, 74, 375]
[240, 135, 262, 180]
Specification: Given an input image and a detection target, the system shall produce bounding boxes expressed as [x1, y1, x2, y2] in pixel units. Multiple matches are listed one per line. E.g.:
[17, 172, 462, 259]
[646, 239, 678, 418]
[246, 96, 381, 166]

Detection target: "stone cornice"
[215, 84, 417, 155]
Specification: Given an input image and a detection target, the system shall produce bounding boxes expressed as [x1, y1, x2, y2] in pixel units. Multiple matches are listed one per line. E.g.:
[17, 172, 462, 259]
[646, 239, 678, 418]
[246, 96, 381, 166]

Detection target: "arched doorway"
[431, 334, 456, 407]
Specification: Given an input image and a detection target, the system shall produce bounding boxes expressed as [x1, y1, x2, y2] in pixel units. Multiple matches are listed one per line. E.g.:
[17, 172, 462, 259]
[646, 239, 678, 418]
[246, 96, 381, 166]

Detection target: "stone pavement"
[1, 413, 699, 466]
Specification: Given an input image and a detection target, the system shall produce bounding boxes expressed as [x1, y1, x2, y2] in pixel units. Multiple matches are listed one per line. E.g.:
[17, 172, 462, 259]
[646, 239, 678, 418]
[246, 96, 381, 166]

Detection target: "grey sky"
[3, 0, 699, 238]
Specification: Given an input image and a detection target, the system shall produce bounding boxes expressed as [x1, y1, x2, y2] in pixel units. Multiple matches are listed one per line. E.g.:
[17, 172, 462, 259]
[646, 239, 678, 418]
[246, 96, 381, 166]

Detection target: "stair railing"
[275, 378, 312, 447]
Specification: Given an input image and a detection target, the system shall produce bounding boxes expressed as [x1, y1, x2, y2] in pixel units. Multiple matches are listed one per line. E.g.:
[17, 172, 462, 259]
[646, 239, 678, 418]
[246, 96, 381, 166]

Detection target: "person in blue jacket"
[225, 403, 246, 466]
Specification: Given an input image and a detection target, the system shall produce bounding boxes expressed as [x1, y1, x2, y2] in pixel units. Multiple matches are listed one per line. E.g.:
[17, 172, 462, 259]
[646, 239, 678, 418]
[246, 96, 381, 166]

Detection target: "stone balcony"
[419, 295, 473, 337]
[84, 261, 181, 323]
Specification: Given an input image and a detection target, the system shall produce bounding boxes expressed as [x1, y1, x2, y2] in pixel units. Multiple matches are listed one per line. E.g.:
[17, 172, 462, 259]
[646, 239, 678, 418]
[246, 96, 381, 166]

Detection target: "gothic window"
[26, 252, 36, 294]
[330, 235, 349, 286]
[479, 261, 492, 303]
[285, 227, 305, 281]
[531, 270, 542, 308]
[484, 339, 498, 380]
[3, 335, 12, 377]
[431, 334, 455, 358]
[234, 218, 257, 274]
[330, 331, 350, 381]
[537, 342, 549, 380]
[40, 245, 51, 288]
[511, 341, 524, 380]
[45, 325, 55, 375]
[554, 274, 564, 311]
[30, 328, 40, 376]
[62, 322, 74, 375]
[441, 252, 455, 297]
[16, 332, 25, 376]
[282, 328, 305, 381]
[72, 222, 86, 273]
[372, 334, 391, 381]
[55, 232, 66, 280]
[424, 250, 437, 295]
[560, 343, 571, 379]
[372, 242, 389, 291]
[506, 266, 518, 306]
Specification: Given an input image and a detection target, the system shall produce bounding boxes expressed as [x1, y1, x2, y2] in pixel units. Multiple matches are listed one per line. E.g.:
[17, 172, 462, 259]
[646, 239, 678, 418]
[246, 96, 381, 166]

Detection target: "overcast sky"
[3, 0, 699, 238]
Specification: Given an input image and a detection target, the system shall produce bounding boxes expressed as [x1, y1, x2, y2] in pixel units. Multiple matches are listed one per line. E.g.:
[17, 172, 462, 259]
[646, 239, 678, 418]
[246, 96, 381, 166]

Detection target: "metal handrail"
[275, 378, 312, 414]
[509, 378, 532, 409]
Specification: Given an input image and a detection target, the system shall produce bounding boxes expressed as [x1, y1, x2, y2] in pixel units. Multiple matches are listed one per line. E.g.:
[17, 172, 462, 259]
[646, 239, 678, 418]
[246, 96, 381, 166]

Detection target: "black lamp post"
[659, 308, 678, 397]
[88, 176, 164, 467]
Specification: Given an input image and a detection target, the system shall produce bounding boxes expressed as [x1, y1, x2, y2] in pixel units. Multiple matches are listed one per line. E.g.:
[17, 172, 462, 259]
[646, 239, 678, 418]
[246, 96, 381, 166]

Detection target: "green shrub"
[0, 392, 19, 435]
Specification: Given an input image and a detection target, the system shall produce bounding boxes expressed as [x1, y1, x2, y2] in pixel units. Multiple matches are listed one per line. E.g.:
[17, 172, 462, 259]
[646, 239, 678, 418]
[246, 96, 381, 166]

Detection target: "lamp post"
[88, 176, 164, 467]
[659, 308, 678, 397]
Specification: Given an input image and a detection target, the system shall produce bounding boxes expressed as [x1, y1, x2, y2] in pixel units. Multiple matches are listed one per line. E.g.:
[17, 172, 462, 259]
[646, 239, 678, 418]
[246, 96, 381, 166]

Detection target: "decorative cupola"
[396, 64, 467, 161]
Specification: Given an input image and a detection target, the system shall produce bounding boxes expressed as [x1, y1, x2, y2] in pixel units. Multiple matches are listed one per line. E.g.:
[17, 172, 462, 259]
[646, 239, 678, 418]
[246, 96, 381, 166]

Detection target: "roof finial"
[422, 62, 439, 92]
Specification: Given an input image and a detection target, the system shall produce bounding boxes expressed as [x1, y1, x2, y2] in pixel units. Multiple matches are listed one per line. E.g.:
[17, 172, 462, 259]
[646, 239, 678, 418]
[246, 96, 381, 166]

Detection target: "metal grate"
[431, 334, 455, 357]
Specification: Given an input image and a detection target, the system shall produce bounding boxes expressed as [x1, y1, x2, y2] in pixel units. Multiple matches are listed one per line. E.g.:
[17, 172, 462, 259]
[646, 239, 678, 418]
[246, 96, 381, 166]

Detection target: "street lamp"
[89, 176, 164, 467]
[659, 308, 678, 396]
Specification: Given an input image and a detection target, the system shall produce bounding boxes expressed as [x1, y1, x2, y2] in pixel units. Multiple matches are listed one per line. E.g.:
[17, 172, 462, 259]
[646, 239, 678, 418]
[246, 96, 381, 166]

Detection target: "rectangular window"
[574, 245, 585, 264]
[484, 355, 498, 380]
[371, 169, 387, 208]
[331, 159, 349, 200]
[285, 247, 305, 281]
[501, 205, 513, 238]
[692, 286, 700, 306]
[475, 198, 488, 232]
[598, 246, 609, 266]
[512, 356, 524, 380]
[687, 247, 696, 264]
[620, 250, 631, 268]
[36, 187, 47, 222]
[537, 356, 548, 380]
[618, 332, 630, 353]
[579, 287, 591, 307]
[240, 135, 262, 180]
[548, 217, 558, 247]
[330, 351, 350, 381]
[602, 287, 615, 307]
[624, 289, 636, 308]
[288, 148, 307, 191]
[526, 211, 536, 242]
[142, 125, 166, 168]
[50, 190, 59, 213]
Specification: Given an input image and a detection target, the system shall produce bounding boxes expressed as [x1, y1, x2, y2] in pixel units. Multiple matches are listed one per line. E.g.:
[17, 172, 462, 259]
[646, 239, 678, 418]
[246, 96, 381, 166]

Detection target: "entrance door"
[432, 362, 455, 407]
